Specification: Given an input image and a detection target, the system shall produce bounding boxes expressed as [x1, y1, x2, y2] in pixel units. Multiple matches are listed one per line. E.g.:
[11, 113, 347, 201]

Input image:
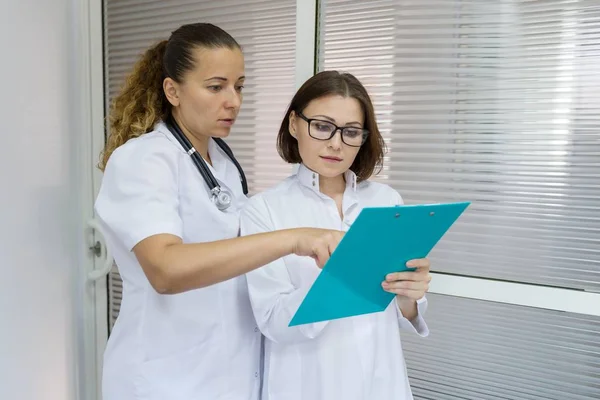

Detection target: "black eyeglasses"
[296, 112, 369, 147]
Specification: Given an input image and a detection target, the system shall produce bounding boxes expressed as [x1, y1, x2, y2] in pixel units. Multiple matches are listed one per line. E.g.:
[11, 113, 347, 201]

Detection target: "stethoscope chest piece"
[212, 187, 233, 211]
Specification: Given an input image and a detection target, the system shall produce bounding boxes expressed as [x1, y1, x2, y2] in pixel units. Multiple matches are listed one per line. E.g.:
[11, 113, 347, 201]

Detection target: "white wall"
[0, 1, 92, 399]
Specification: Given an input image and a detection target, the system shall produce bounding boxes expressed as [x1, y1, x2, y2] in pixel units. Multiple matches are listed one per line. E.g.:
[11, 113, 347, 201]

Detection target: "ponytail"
[98, 40, 169, 171]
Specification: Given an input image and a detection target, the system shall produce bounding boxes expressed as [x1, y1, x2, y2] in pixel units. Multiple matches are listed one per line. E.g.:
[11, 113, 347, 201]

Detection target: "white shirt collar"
[296, 163, 358, 195]
[155, 121, 184, 152]
[155, 120, 228, 177]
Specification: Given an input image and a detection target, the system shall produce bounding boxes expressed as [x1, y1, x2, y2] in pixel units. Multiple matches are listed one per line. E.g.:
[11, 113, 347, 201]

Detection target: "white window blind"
[402, 294, 600, 399]
[104, 0, 297, 329]
[319, 0, 600, 399]
[319, 0, 600, 291]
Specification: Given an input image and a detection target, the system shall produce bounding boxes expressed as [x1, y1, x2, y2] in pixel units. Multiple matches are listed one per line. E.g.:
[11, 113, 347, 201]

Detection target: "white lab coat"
[241, 163, 429, 400]
[95, 122, 261, 400]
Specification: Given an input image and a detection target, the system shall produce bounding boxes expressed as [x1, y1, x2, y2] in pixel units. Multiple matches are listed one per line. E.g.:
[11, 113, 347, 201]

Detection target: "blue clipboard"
[289, 201, 470, 326]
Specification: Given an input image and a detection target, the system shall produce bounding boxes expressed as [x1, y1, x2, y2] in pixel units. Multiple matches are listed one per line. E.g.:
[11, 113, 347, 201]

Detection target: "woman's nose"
[328, 129, 343, 149]
[224, 88, 241, 109]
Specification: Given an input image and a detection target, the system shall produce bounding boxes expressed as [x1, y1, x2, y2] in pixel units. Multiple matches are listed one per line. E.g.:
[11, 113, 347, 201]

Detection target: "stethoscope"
[165, 116, 248, 211]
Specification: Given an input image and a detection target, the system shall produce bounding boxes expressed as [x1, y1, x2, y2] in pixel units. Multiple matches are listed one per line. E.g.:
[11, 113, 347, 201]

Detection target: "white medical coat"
[95, 122, 261, 400]
[241, 163, 429, 400]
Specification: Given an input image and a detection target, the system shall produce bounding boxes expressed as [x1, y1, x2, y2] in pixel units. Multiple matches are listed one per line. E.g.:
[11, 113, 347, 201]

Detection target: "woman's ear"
[163, 77, 180, 107]
[288, 111, 298, 139]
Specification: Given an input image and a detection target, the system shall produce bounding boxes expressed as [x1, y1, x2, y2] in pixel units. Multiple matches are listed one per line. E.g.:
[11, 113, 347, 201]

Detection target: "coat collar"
[296, 163, 358, 195]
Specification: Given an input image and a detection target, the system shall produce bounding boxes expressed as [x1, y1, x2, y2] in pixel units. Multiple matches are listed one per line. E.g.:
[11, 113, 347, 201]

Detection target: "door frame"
[78, 0, 109, 399]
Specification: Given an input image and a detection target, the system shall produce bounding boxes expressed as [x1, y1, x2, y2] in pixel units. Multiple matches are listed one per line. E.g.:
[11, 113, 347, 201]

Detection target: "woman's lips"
[218, 118, 235, 127]
[320, 156, 343, 163]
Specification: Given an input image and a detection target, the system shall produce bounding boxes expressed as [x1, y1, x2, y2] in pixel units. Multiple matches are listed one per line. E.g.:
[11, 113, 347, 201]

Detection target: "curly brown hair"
[98, 23, 241, 171]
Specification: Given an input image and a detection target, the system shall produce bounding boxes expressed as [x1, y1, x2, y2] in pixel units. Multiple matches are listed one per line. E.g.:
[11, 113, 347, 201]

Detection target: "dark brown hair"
[277, 70, 386, 182]
[99, 23, 241, 171]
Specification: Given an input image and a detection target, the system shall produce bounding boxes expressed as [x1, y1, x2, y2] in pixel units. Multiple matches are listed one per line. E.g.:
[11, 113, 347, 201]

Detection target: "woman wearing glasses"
[241, 71, 431, 400]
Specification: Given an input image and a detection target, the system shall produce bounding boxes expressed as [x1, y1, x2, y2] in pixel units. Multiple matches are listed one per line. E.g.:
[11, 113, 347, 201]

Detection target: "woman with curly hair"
[95, 22, 343, 400]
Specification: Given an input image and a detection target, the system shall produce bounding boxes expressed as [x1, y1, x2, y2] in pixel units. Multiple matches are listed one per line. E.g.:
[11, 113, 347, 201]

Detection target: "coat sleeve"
[94, 138, 183, 251]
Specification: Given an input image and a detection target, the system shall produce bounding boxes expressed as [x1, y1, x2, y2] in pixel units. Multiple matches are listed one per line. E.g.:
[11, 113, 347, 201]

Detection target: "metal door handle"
[87, 218, 113, 281]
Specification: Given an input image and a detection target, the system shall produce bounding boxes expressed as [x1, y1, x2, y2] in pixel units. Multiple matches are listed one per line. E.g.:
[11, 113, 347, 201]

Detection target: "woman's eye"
[235, 85, 244, 93]
[208, 85, 222, 92]
[315, 123, 332, 132]
[344, 128, 362, 138]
